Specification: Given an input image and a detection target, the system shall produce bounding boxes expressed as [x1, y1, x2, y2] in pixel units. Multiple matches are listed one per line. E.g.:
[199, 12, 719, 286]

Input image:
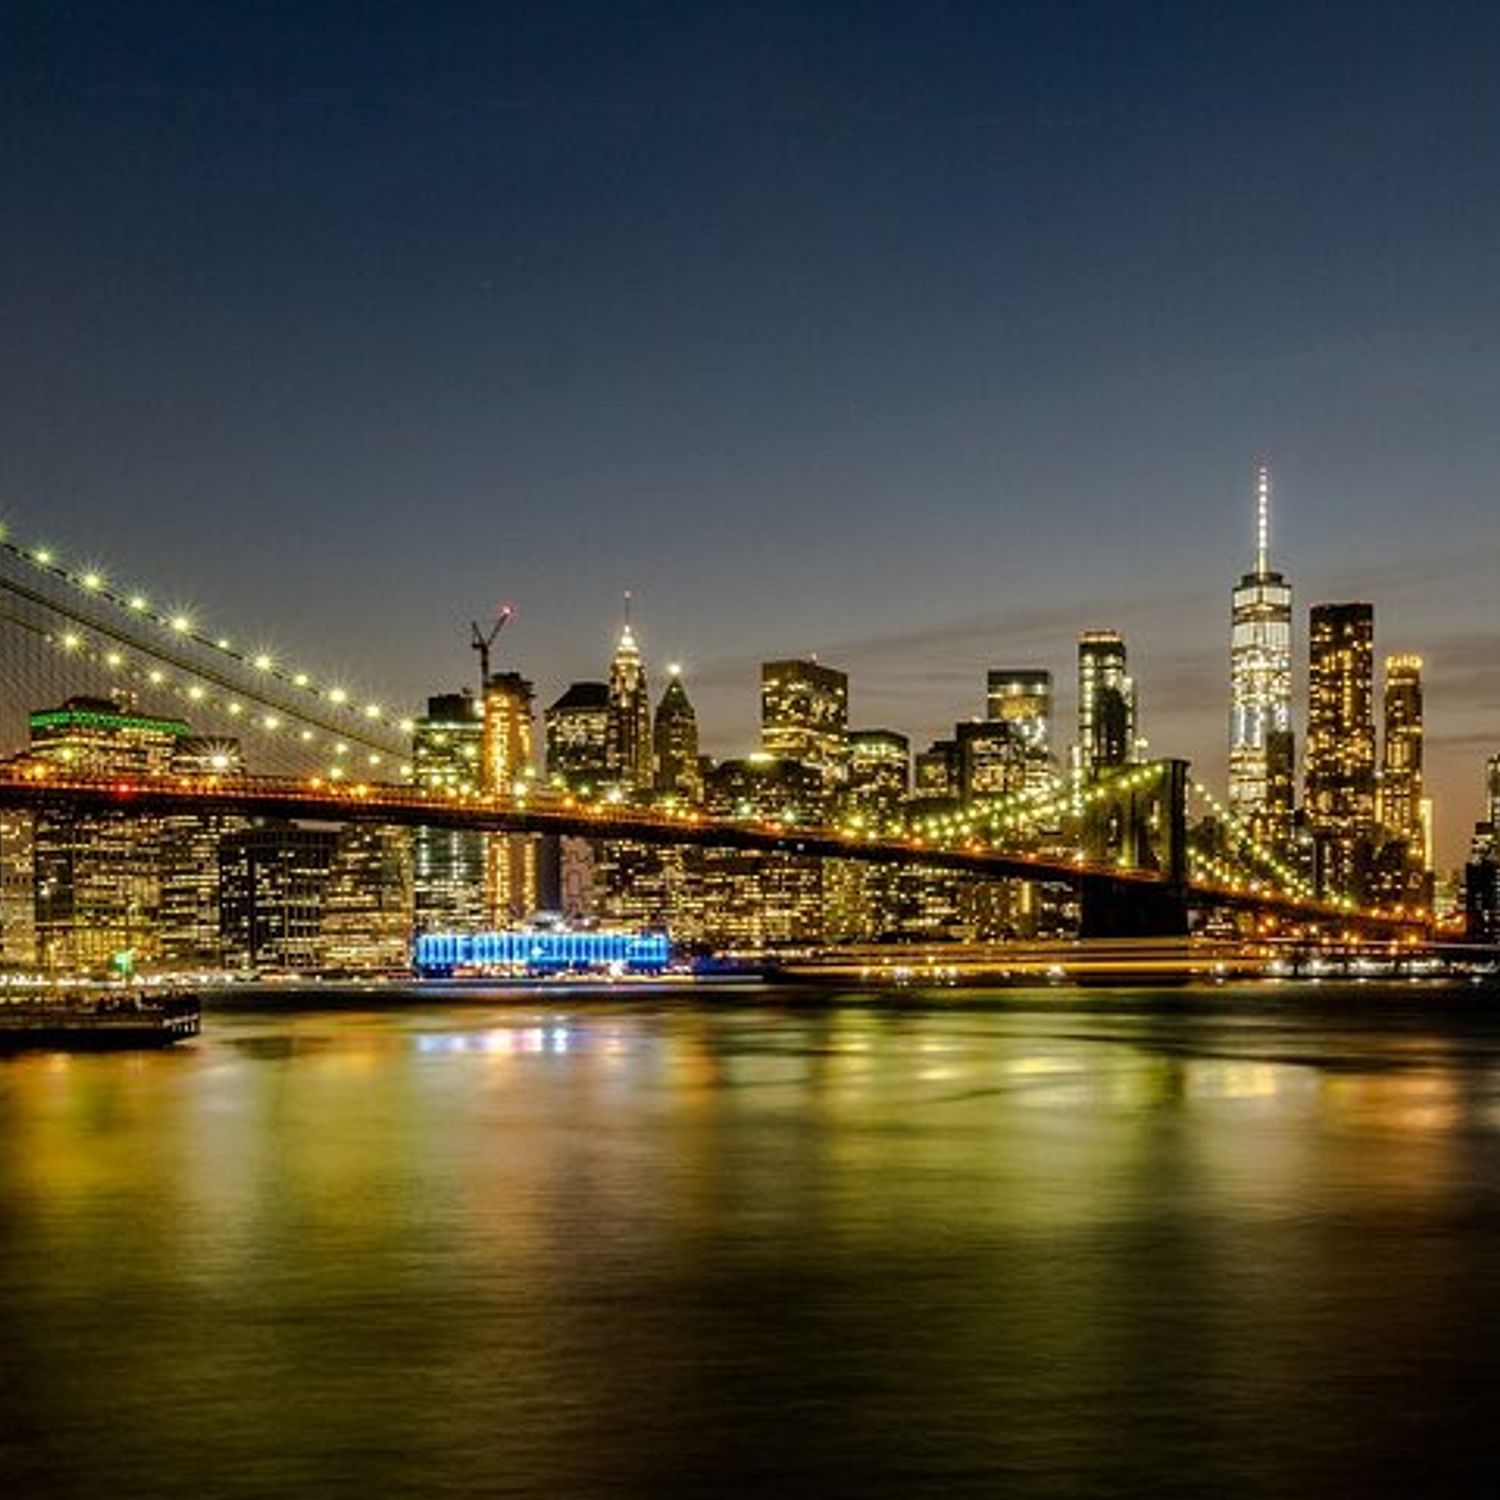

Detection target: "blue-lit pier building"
[413, 929, 671, 977]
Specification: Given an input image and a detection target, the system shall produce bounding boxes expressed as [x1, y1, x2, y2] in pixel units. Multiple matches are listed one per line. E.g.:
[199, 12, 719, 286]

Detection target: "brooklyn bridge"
[0, 526, 1435, 956]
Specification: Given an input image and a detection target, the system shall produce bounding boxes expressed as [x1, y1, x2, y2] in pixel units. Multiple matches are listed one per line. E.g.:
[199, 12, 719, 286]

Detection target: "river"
[4, 981, 1500, 1497]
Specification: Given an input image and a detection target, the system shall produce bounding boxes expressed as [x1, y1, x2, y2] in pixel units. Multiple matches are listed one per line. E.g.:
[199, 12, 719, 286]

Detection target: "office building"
[0, 806, 35, 968]
[545, 681, 610, 790]
[159, 735, 247, 966]
[914, 739, 960, 799]
[1228, 465, 1295, 846]
[847, 730, 910, 820]
[26, 696, 189, 972]
[761, 658, 848, 782]
[985, 668, 1055, 799]
[1077, 632, 1136, 777]
[220, 823, 338, 971]
[1379, 655, 1425, 856]
[606, 618, 653, 793]
[653, 666, 702, 803]
[1305, 603, 1377, 899]
[481, 670, 538, 923]
[410, 692, 487, 932]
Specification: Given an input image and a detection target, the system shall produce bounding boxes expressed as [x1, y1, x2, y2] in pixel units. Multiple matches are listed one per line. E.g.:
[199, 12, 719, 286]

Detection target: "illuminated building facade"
[955, 720, 1018, 800]
[606, 621, 653, 793]
[545, 681, 610, 790]
[159, 735, 246, 966]
[847, 730, 909, 820]
[1077, 632, 1136, 777]
[1468, 757, 1500, 941]
[653, 667, 702, 802]
[27, 697, 189, 972]
[1228, 465, 1295, 845]
[321, 824, 413, 970]
[1371, 654, 1430, 908]
[761, 659, 848, 785]
[1305, 603, 1377, 899]
[985, 668, 1055, 797]
[914, 739, 959, 798]
[481, 670, 538, 923]
[219, 824, 337, 971]
[410, 692, 486, 931]
[413, 928, 670, 977]
[692, 757, 827, 946]
[1379, 655, 1425, 856]
[0, 806, 35, 968]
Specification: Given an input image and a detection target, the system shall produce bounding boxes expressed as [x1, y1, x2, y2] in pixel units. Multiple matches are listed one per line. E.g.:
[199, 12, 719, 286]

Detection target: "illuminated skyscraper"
[1379, 655, 1425, 858]
[1370, 653, 1432, 909]
[545, 682, 610, 790]
[481, 670, 538, 922]
[160, 735, 247, 965]
[985, 668, 1055, 798]
[1077, 632, 1135, 777]
[761, 659, 848, 782]
[847, 730, 910, 819]
[1305, 603, 1377, 898]
[1228, 465, 1294, 844]
[653, 666, 702, 803]
[411, 692, 486, 931]
[27, 696, 189, 972]
[606, 615, 653, 793]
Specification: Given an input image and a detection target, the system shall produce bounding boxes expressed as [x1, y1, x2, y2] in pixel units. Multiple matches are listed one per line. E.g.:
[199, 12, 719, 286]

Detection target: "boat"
[0, 992, 201, 1051]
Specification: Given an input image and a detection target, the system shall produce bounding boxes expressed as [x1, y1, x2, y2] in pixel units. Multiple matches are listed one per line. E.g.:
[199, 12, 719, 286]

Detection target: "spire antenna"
[1255, 463, 1271, 576]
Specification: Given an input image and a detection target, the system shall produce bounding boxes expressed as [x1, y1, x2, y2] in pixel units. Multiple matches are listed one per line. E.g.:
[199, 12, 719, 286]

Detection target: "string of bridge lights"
[0, 525, 1388, 911]
[32, 621, 413, 780]
[1186, 779, 1318, 902]
[0, 526, 416, 749]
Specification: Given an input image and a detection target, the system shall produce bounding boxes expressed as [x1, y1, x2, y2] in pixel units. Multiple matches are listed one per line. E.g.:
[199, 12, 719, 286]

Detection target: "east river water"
[5, 981, 1500, 1498]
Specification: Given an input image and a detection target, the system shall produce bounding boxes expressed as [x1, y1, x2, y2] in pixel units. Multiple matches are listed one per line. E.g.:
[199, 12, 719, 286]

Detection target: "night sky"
[3, 2, 1498, 862]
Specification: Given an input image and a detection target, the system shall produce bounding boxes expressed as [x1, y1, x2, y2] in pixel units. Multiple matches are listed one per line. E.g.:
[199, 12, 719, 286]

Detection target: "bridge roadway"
[0, 768, 1424, 937]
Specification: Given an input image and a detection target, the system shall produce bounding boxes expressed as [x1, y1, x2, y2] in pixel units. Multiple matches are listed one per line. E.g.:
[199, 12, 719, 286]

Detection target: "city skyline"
[3, 5, 1499, 865]
[0, 463, 1487, 870]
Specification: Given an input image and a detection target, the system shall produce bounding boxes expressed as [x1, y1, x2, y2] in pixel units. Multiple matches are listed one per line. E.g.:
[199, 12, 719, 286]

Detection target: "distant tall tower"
[1305, 603, 1377, 899]
[653, 665, 702, 803]
[606, 601, 653, 793]
[1379, 654, 1426, 863]
[1229, 464, 1295, 844]
[1077, 632, 1135, 777]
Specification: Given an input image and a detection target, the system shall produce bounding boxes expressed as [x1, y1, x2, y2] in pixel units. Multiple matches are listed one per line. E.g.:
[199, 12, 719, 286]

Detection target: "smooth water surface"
[5, 981, 1500, 1497]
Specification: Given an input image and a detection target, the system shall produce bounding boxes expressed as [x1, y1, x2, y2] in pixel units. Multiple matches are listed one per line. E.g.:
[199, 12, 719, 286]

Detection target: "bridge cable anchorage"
[0, 532, 415, 775]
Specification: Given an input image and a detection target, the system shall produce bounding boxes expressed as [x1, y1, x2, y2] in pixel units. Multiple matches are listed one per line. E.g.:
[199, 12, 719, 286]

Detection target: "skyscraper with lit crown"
[1229, 465, 1294, 846]
[653, 665, 702, 802]
[606, 604, 653, 793]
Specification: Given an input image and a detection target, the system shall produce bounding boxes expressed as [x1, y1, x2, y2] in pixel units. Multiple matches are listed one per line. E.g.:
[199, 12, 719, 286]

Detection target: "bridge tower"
[1078, 758, 1190, 938]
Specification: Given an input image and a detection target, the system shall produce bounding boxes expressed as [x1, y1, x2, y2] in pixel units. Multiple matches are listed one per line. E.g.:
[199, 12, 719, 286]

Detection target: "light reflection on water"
[4, 982, 1500, 1498]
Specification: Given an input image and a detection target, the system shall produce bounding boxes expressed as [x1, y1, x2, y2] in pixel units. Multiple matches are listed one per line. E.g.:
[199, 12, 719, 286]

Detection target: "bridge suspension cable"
[0, 525, 415, 775]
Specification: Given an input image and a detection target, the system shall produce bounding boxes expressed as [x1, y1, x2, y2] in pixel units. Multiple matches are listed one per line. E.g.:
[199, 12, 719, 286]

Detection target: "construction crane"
[470, 604, 513, 695]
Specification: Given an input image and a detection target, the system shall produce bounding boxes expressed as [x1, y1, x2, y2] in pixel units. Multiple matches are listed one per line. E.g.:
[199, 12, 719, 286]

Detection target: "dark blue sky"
[3, 2, 1498, 858]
